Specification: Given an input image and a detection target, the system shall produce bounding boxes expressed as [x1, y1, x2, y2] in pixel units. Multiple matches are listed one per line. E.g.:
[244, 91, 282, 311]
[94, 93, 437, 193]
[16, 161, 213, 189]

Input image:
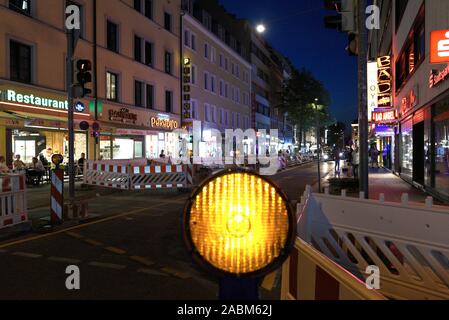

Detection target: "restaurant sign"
[0, 88, 68, 110]
[182, 58, 192, 123]
[372, 109, 398, 123]
[150, 116, 179, 130]
[109, 108, 137, 124]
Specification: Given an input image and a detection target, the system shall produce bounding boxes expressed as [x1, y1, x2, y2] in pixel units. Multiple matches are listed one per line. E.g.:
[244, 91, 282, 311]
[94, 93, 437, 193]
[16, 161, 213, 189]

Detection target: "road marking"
[48, 256, 81, 264]
[161, 267, 192, 279]
[261, 270, 278, 291]
[88, 261, 126, 270]
[12, 252, 42, 259]
[65, 231, 84, 239]
[0, 206, 155, 250]
[130, 255, 155, 267]
[137, 268, 169, 277]
[105, 246, 127, 255]
[84, 239, 104, 246]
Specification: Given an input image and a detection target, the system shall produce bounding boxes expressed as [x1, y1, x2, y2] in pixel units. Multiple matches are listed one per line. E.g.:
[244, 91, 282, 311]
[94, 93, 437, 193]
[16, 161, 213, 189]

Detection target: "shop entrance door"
[413, 122, 425, 185]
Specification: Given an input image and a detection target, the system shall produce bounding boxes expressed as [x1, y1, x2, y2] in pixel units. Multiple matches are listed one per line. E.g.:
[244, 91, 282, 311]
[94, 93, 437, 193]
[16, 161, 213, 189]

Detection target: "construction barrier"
[84, 161, 194, 190]
[281, 237, 386, 300]
[297, 186, 449, 300]
[50, 168, 64, 225]
[84, 162, 130, 189]
[0, 174, 28, 230]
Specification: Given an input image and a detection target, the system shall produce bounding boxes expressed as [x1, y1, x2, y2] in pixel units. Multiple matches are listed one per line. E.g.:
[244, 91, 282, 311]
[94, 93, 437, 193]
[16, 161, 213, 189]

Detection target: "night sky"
[219, 0, 358, 126]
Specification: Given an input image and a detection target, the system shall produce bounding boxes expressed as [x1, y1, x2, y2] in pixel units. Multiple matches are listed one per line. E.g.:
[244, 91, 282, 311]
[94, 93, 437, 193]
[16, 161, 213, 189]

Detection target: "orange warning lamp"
[183, 169, 296, 278]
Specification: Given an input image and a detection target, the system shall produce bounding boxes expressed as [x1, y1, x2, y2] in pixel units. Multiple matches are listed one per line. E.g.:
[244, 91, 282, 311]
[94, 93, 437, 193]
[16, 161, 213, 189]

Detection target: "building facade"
[369, 0, 449, 201]
[182, 0, 252, 158]
[0, 0, 182, 166]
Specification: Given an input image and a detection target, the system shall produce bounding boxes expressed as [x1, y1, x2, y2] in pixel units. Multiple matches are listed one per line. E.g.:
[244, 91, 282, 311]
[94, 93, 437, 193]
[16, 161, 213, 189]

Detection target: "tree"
[280, 68, 333, 148]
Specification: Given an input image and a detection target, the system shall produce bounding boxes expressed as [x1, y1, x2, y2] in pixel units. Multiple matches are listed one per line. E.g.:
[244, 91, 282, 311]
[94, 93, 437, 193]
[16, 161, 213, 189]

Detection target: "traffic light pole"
[67, 30, 76, 200]
[357, 0, 369, 198]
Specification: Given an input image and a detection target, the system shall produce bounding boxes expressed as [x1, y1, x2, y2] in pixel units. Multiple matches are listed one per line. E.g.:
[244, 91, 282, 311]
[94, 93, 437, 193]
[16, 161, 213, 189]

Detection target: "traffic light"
[92, 122, 100, 138]
[74, 59, 92, 98]
[323, 0, 356, 33]
[189, 135, 193, 144]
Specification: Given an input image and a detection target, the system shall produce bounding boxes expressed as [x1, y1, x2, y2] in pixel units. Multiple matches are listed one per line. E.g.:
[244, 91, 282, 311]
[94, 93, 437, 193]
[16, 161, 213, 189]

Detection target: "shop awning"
[0, 111, 25, 127]
[98, 121, 162, 136]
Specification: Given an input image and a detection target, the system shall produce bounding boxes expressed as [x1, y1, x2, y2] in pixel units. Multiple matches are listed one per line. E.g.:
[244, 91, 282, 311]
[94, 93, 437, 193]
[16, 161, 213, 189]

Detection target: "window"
[106, 72, 118, 101]
[135, 80, 144, 107]
[184, 29, 191, 47]
[164, 51, 172, 74]
[395, 7, 425, 90]
[9, 0, 30, 15]
[134, 35, 142, 62]
[219, 80, 224, 96]
[236, 65, 240, 78]
[211, 46, 216, 63]
[164, 12, 172, 32]
[224, 82, 228, 98]
[204, 43, 209, 59]
[145, 41, 153, 66]
[146, 84, 154, 109]
[134, 0, 141, 12]
[236, 114, 240, 128]
[107, 20, 119, 53]
[211, 105, 216, 123]
[165, 90, 173, 113]
[231, 62, 235, 75]
[204, 104, 210, 122]
[191, 65, 197, 85]
[236, 88, 240, 104]
[219, 108, 224, 125]
[225, 111, 229, 126]
[10, 40, 32, 83]
[395, 0, 409, 31]
[204, 72, 209, 90]
[144, 0, 153, 19]
[210, 75, 216, 93]
[219, 54, 223, 68]
[191, 34, 196, 51]
[224, 57, 228, 71]
[191, 100, 198, 119]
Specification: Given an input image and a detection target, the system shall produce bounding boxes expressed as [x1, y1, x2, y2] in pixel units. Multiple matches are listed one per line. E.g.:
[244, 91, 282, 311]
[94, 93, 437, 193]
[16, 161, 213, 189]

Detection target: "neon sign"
[430, 30, 449, 64]
[372, 109, 398, 123]
[377, 56, 392, 108]
[429, 65, 449, 88]
[182, 58, 192, 122]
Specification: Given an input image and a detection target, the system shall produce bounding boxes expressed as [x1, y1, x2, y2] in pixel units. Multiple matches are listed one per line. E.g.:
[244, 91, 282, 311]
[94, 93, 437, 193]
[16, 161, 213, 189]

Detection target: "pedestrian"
[13, 154, 26, 171]
[0, 156, 10, 173]
[352, 147, 359, 178]
[333, 146, 341, 173]
[369, 145, 379, 168]
[78, 153, 86, 174]
[159, 150, 166, 158]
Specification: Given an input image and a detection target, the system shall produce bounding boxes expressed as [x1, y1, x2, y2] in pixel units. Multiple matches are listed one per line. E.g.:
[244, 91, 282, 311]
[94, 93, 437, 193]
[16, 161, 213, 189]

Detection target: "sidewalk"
[320, 161, 440, 204]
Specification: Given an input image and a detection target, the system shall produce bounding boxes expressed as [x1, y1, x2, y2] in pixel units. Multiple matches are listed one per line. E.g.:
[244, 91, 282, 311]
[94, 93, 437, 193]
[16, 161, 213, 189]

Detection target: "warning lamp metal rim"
[182, 168, 297, 279]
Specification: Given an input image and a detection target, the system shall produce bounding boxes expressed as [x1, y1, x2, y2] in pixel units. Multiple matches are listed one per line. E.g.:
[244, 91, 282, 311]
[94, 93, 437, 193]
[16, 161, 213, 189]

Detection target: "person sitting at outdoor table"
[0, 156, 10, 173]
[13, 154, 26, 171]
[27, 157, 45, 185]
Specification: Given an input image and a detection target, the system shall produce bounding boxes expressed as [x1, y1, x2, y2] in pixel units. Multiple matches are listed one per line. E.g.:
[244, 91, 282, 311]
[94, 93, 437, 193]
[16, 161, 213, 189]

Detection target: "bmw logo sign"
[74, 101, 85, 112]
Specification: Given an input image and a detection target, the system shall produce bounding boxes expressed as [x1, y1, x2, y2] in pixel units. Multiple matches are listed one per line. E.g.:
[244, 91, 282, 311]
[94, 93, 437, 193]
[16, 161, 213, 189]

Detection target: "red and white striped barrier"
[130, 165, 188, 190]
[84, 161, 130, 189]
[0, 174, 28, 230]
[281, 238, 386, 300]
[51, 169, 64, 224]
[83, 161, 194, 190]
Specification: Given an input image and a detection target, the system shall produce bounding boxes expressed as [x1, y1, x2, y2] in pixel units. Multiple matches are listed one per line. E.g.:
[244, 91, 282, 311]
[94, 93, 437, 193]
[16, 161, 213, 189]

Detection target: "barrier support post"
[51, 167, 64, 225]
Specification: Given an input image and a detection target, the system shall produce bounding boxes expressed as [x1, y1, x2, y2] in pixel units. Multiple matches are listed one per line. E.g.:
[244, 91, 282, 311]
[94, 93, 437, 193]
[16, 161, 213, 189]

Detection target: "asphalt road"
[0, 162, 332, 300]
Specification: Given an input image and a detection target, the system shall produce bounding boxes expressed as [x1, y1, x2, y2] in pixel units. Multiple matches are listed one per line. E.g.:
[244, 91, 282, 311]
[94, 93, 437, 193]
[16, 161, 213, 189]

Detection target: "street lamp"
[256, 24, 266, 34]
[314, 98, 321, 193]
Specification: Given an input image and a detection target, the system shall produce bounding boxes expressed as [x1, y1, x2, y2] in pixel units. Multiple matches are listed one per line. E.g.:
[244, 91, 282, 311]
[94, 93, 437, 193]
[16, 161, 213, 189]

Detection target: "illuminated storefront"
[97, 104, 181, 160]
[0, 82, 90, 166]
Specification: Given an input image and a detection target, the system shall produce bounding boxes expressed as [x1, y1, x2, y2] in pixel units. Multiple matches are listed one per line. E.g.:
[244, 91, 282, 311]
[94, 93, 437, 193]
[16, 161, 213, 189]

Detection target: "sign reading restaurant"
[0, 88, 69, 110]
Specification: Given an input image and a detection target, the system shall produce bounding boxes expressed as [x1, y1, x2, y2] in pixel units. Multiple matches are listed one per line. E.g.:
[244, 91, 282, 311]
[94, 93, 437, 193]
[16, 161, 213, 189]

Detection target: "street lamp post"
[314, 99, 321, 193]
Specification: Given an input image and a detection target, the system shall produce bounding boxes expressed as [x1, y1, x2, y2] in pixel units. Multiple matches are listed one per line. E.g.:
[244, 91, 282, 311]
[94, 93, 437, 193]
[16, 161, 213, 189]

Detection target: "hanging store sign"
[430, 30, 449, 64]
[108, 108, 137, 124]
[182, 58, 192, 123]
[377, 56, 392, 108]
[367, 61, 378, 121]
[429, 65, 449, 88]
[372, 109, 398, 123]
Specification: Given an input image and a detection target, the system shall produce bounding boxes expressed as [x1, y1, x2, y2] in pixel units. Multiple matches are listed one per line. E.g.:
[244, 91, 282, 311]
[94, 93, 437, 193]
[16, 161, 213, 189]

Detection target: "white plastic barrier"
[297, 186, 449, 300]
[281, 237, 386, 300]
[84, 161, 194, 190]
[0, 174, 28, 230]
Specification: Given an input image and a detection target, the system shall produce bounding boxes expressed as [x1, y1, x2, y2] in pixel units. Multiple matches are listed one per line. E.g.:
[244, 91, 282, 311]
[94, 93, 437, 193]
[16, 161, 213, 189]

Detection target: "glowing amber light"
[187, 172, 291, 275]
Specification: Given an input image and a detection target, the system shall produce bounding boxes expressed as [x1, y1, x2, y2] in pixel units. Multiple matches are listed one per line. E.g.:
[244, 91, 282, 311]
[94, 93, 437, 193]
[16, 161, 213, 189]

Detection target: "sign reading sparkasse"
[430, 29, 449, 64]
